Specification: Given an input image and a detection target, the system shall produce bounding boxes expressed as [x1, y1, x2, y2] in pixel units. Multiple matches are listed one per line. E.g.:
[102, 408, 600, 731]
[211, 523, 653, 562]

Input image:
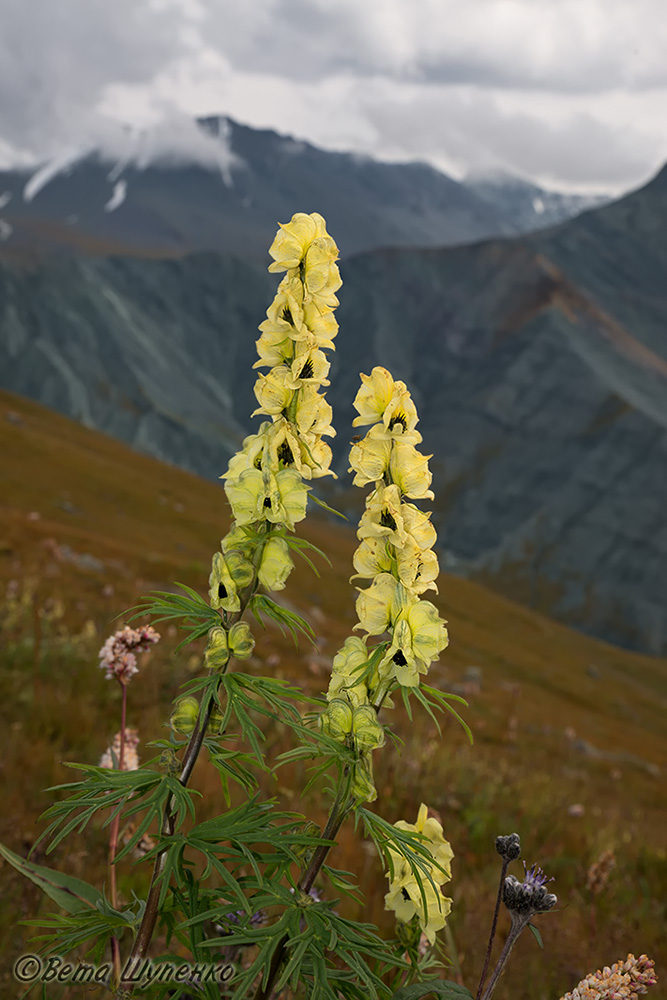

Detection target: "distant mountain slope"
[0, 117, 604, 260]
[0, 166, 664, 652]
[467, 170, 607, 233]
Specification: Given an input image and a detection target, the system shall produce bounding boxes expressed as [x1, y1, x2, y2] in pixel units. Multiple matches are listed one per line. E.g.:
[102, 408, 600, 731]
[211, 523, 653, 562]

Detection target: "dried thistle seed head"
[496, 833, 521, 861]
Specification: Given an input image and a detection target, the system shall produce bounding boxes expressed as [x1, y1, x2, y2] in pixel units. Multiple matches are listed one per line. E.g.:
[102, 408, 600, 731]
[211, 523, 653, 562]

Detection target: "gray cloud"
[0, 0, 665, 193]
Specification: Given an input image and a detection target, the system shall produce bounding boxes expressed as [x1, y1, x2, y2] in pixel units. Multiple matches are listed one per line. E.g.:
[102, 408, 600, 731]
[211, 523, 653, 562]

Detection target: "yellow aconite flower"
[302, 299, 338, 349]
[355, 573, 413, 636]
[268, 212, 328, 272]
[299, 433, 335, 479]
[348, 437, 392, 487]
[352, 367, 396, 427]
[327, 636, 369, 706]
[286, 347, 331, 389]
[389, 441, 434, 500]
[401, 503, 438, 552]
[252, 366, 293, 417]
[384, 864, 452, 945]
[358, 485, 410, 548]
[303, 239, 341, 298]
[385, 804, 454, 943]
[395, 804, 454, 877]
[208, 552, 241, 613]
[370, 385, 421, 443]
[253, 327, 295, 369]
[258, 536, 293, 591]
[352, 536, 393, 582]
[225, 468, 309, 530]
[204, 626, 230, 669]
[221, 427, 267, 481]
[264, 276, 305, 331]
[378, 601, 448, 686]
[396, 539, 440, 595]
[228, 622, 255, 660]
[294, 387, 335, 438]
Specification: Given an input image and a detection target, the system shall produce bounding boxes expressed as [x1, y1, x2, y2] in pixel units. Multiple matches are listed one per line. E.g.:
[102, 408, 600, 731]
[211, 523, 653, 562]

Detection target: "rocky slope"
[0, 167, 664, 652]
[0, 117, 604, 260]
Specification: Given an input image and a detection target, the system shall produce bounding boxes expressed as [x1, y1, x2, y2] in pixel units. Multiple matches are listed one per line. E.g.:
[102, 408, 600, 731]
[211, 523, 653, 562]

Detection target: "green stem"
[252, 773, 353, 1000]
[479, 918, 527, 1000]
[120, 538, 268, 990]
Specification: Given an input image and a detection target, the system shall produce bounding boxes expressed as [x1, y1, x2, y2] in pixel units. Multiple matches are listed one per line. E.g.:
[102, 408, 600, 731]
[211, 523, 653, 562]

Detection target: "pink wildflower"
[98, 625, 160, 684]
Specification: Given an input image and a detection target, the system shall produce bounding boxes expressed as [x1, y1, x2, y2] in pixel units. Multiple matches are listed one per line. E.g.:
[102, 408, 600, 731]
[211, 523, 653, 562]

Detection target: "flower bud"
[228, 622, 255, 660]
[208, 704, 226, 735]
[352, 704, 385, 751]
[223, 548, 255, 590]
[171, 696, 199, 735]
[205, 626, 230, 670]
[350, 753, 377, 803]
[496, 833, 521, 862]
[320, 699, 353, 742]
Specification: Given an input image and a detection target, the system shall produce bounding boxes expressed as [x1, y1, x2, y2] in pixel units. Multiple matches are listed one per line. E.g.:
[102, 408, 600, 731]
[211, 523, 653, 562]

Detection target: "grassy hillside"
[0, 388, 665, 999]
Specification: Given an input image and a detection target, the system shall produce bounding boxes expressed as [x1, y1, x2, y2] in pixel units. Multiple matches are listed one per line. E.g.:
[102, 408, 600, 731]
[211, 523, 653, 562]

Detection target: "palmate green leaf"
[249, 593, 316, 647]
[284, 535, 333, 576]
[390, 983, 474, 1000]
[0, 842, 103, 914]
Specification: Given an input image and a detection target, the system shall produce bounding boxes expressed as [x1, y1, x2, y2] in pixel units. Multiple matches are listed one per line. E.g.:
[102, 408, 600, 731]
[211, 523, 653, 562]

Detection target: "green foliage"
[390, 983, 474, 1000]
[0, 841, 104, 914]
[248, 592, 316, 646]
[123, 584, 220, 651]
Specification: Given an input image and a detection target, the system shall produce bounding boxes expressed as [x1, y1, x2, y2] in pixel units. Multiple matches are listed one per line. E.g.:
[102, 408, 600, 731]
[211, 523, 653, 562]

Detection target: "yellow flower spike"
[208, 552, 241, 613]
[286, 346, 331, 389]
[204, 625, 230, 670]
[403, 804, 455, 876]
[348, 437, 392, 488]
[358, 485, 409, 548]
[268, 212, 327, 272]
[294, 387, 335, 439]
[355, 572, 414, 636]
[352, 536, 393, 582]
[228, 622, 255, 660]
[352, 367, 396, 427]
[257, 536, 294, 591]
[252, 366, 293, 417]
[352, 704, 386, 752]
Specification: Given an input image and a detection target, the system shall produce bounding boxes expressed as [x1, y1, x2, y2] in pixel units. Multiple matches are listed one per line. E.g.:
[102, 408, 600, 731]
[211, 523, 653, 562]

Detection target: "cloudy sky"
[1, 0, 666, 194]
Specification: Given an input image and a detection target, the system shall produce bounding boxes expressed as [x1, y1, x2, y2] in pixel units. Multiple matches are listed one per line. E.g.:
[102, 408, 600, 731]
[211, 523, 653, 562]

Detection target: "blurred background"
[0, 1, 665, 997]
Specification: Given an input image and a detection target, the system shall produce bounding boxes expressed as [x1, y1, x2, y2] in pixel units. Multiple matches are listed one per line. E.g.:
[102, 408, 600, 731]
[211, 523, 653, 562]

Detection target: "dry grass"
[0, 389, 665, 1000]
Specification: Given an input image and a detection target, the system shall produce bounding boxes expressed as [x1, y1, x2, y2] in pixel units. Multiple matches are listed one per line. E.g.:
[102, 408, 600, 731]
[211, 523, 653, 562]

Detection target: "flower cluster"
[503, 862, 557, 923]
[558, 954, 657, 1000]
[319, 369, 448, 802]
[99, 728, 140, 771]
[213, 214, 341, 613]
[98, 626, 160, 684]
[384, 804, 454, 944]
